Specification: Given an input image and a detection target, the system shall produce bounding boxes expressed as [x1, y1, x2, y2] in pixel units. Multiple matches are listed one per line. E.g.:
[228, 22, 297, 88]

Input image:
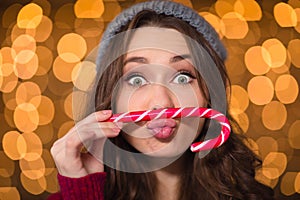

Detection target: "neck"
[154, 153, 189, 200]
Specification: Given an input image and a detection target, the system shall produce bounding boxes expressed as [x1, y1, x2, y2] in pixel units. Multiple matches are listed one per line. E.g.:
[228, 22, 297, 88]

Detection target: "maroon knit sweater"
[47, 172, 106, 200]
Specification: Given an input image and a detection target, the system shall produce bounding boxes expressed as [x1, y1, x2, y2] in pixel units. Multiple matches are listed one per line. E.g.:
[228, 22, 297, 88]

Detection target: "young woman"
[49, 1, 274, 199]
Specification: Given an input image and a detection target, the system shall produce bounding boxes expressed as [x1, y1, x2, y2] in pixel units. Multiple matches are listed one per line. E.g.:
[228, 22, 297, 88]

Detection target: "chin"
[140, 142, 189, 158]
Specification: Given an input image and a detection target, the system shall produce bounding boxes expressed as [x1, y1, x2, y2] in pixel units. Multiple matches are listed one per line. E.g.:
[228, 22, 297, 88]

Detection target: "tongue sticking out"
[146, 119, 176, 139]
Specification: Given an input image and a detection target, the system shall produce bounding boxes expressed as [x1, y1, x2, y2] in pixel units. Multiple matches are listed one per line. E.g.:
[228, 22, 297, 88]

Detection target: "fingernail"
[102, 110, 112, 115]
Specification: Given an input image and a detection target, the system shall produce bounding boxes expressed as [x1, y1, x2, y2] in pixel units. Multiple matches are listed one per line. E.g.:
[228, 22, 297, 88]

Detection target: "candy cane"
[104, 107, 231, 152]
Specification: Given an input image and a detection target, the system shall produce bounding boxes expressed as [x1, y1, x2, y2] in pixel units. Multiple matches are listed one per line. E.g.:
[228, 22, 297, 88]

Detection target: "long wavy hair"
[95, 10, 274, 200]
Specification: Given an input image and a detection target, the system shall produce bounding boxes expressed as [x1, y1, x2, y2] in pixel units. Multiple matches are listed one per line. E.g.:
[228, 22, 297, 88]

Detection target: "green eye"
[127, 74, 147, 87]
[173, 73, 194, 84]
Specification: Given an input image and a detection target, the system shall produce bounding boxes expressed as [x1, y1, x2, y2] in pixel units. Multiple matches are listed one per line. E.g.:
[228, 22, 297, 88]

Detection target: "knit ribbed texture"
[48, 172, 106, 200]
[97, 0, 227, 68]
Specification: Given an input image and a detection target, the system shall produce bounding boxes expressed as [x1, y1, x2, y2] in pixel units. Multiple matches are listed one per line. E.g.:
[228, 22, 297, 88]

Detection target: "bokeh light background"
[0, 0, 299, 199]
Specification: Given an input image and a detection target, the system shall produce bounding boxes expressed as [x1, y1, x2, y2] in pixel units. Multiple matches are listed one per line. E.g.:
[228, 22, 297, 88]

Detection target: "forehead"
[127, 27, 190, 55]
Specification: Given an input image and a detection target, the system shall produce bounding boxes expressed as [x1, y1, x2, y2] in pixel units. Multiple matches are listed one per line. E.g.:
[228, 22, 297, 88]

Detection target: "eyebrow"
[123, 54, 191, 65]
[169, 54, 191, 63]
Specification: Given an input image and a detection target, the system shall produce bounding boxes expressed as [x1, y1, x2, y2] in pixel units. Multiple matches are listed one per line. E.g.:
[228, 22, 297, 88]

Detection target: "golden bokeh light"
[64, 92, 73, 119]
[2, 4, 22, 28]
[256, 136, 278, 159]
[14, 49, 35, 65]
[247, 76, 274, 105]
[33, 15, 53, 42]
[288, 39, 300, 68]
[4, 107, 17, 128]
[0, 177, 12, 187]
[244, 138, 259, 156]
[275, 74, 298, 104]
[288, 120, 300, 149]
[199, 12, 224, 38]
[294, 8, 300, 33]
[262, 101, 287, 131]
[0, 47, 16, 77]
[244, 46, 271, 75]
[10, 23, 36, 42]
[288, 0, 300, 8]
[1, 67, 12, 93]
[52, 56, 79, 82]
[74, 0, 104, 18]
[262, 152, 287, 179]
[17, 3, 43, 29]
[35, 46, 53, 76]
[15, 81, 41, 106]
[0, 187, 20, 200]
[14, 103, 39, 133]
[14, 52, 39, 80]
[255, 168, 279, 189]
[31, 95, 55, 125]
[173, 0, 193, 8]
[271, 51, 291, 74]
[262, 38, 287, 68]
[231, 112, 249, 133]
[214, 0, 235, 18]
[31, 0, 51, 16]
[229, 85, 249, 114]
[101, 0, 121, 22]
[74, 18, 104, 38]
[19, 156, 45, 179]
[0, 75, 2, 91]
[2, 94, 15, 113]
[72, 61, 96, 91]
[54, 3, 75, 29]
[276, 138, 294, 162]
[47, 71, 73, 96]
[274, 2, 297, 27]
[20, 172, 46, 195]
[280, 172, 297, 196]
[58, 121, 75, 138]
[0, 151, 15, 177]
[295, 172, 300, 193]
[35, 124, 54, 144]
[2, 131, 26, 160]
[42, 149, 56, 170]
[57, 33, 87, 63]
[234, 0, 262, 21]
[30, 73, 49, 93]
[45, 168, 59, 193]
[221, 12, 248, 39]
[22, 132, 43, 161]
[12, 34, 36, 55]
[239, 22, 261, 45]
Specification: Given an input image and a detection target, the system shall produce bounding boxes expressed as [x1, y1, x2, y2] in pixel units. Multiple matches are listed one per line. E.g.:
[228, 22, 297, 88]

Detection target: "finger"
[63, 123, 121, 159]
[75, 110, 112, 128]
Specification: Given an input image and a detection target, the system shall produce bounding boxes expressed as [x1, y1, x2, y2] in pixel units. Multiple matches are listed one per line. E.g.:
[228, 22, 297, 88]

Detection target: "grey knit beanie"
[96, 0, 227, 67]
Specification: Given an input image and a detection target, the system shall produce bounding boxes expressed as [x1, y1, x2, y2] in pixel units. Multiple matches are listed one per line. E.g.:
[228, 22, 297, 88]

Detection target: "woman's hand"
[50, 110, 121, 178]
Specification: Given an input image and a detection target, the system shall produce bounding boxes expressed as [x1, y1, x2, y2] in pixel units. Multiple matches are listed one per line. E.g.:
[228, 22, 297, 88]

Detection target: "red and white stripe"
[105, 107, 231, 152]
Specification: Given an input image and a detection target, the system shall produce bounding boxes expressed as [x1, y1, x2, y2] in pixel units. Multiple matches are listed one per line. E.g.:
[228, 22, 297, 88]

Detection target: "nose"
[146, 84, 176, 109]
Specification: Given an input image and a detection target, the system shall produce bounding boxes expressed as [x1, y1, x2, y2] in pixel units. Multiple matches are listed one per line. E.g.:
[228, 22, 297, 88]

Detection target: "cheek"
[114, 88, 146, 113]
[127, 89, 150, 110]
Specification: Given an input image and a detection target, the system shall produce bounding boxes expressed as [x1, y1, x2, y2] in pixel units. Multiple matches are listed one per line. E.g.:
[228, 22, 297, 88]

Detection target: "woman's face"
[114, 27, 207, 157]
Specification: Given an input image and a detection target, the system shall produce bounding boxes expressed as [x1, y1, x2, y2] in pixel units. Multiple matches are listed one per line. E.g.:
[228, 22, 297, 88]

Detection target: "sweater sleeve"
[47, 172, 106, 200]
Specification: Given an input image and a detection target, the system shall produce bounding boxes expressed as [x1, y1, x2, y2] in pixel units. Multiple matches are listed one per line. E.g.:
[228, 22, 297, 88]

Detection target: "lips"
[146, 119, 177, 139]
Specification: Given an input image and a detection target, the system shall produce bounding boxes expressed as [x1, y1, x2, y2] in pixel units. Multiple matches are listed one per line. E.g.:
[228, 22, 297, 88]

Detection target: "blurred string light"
[0, 0, 299, 199]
